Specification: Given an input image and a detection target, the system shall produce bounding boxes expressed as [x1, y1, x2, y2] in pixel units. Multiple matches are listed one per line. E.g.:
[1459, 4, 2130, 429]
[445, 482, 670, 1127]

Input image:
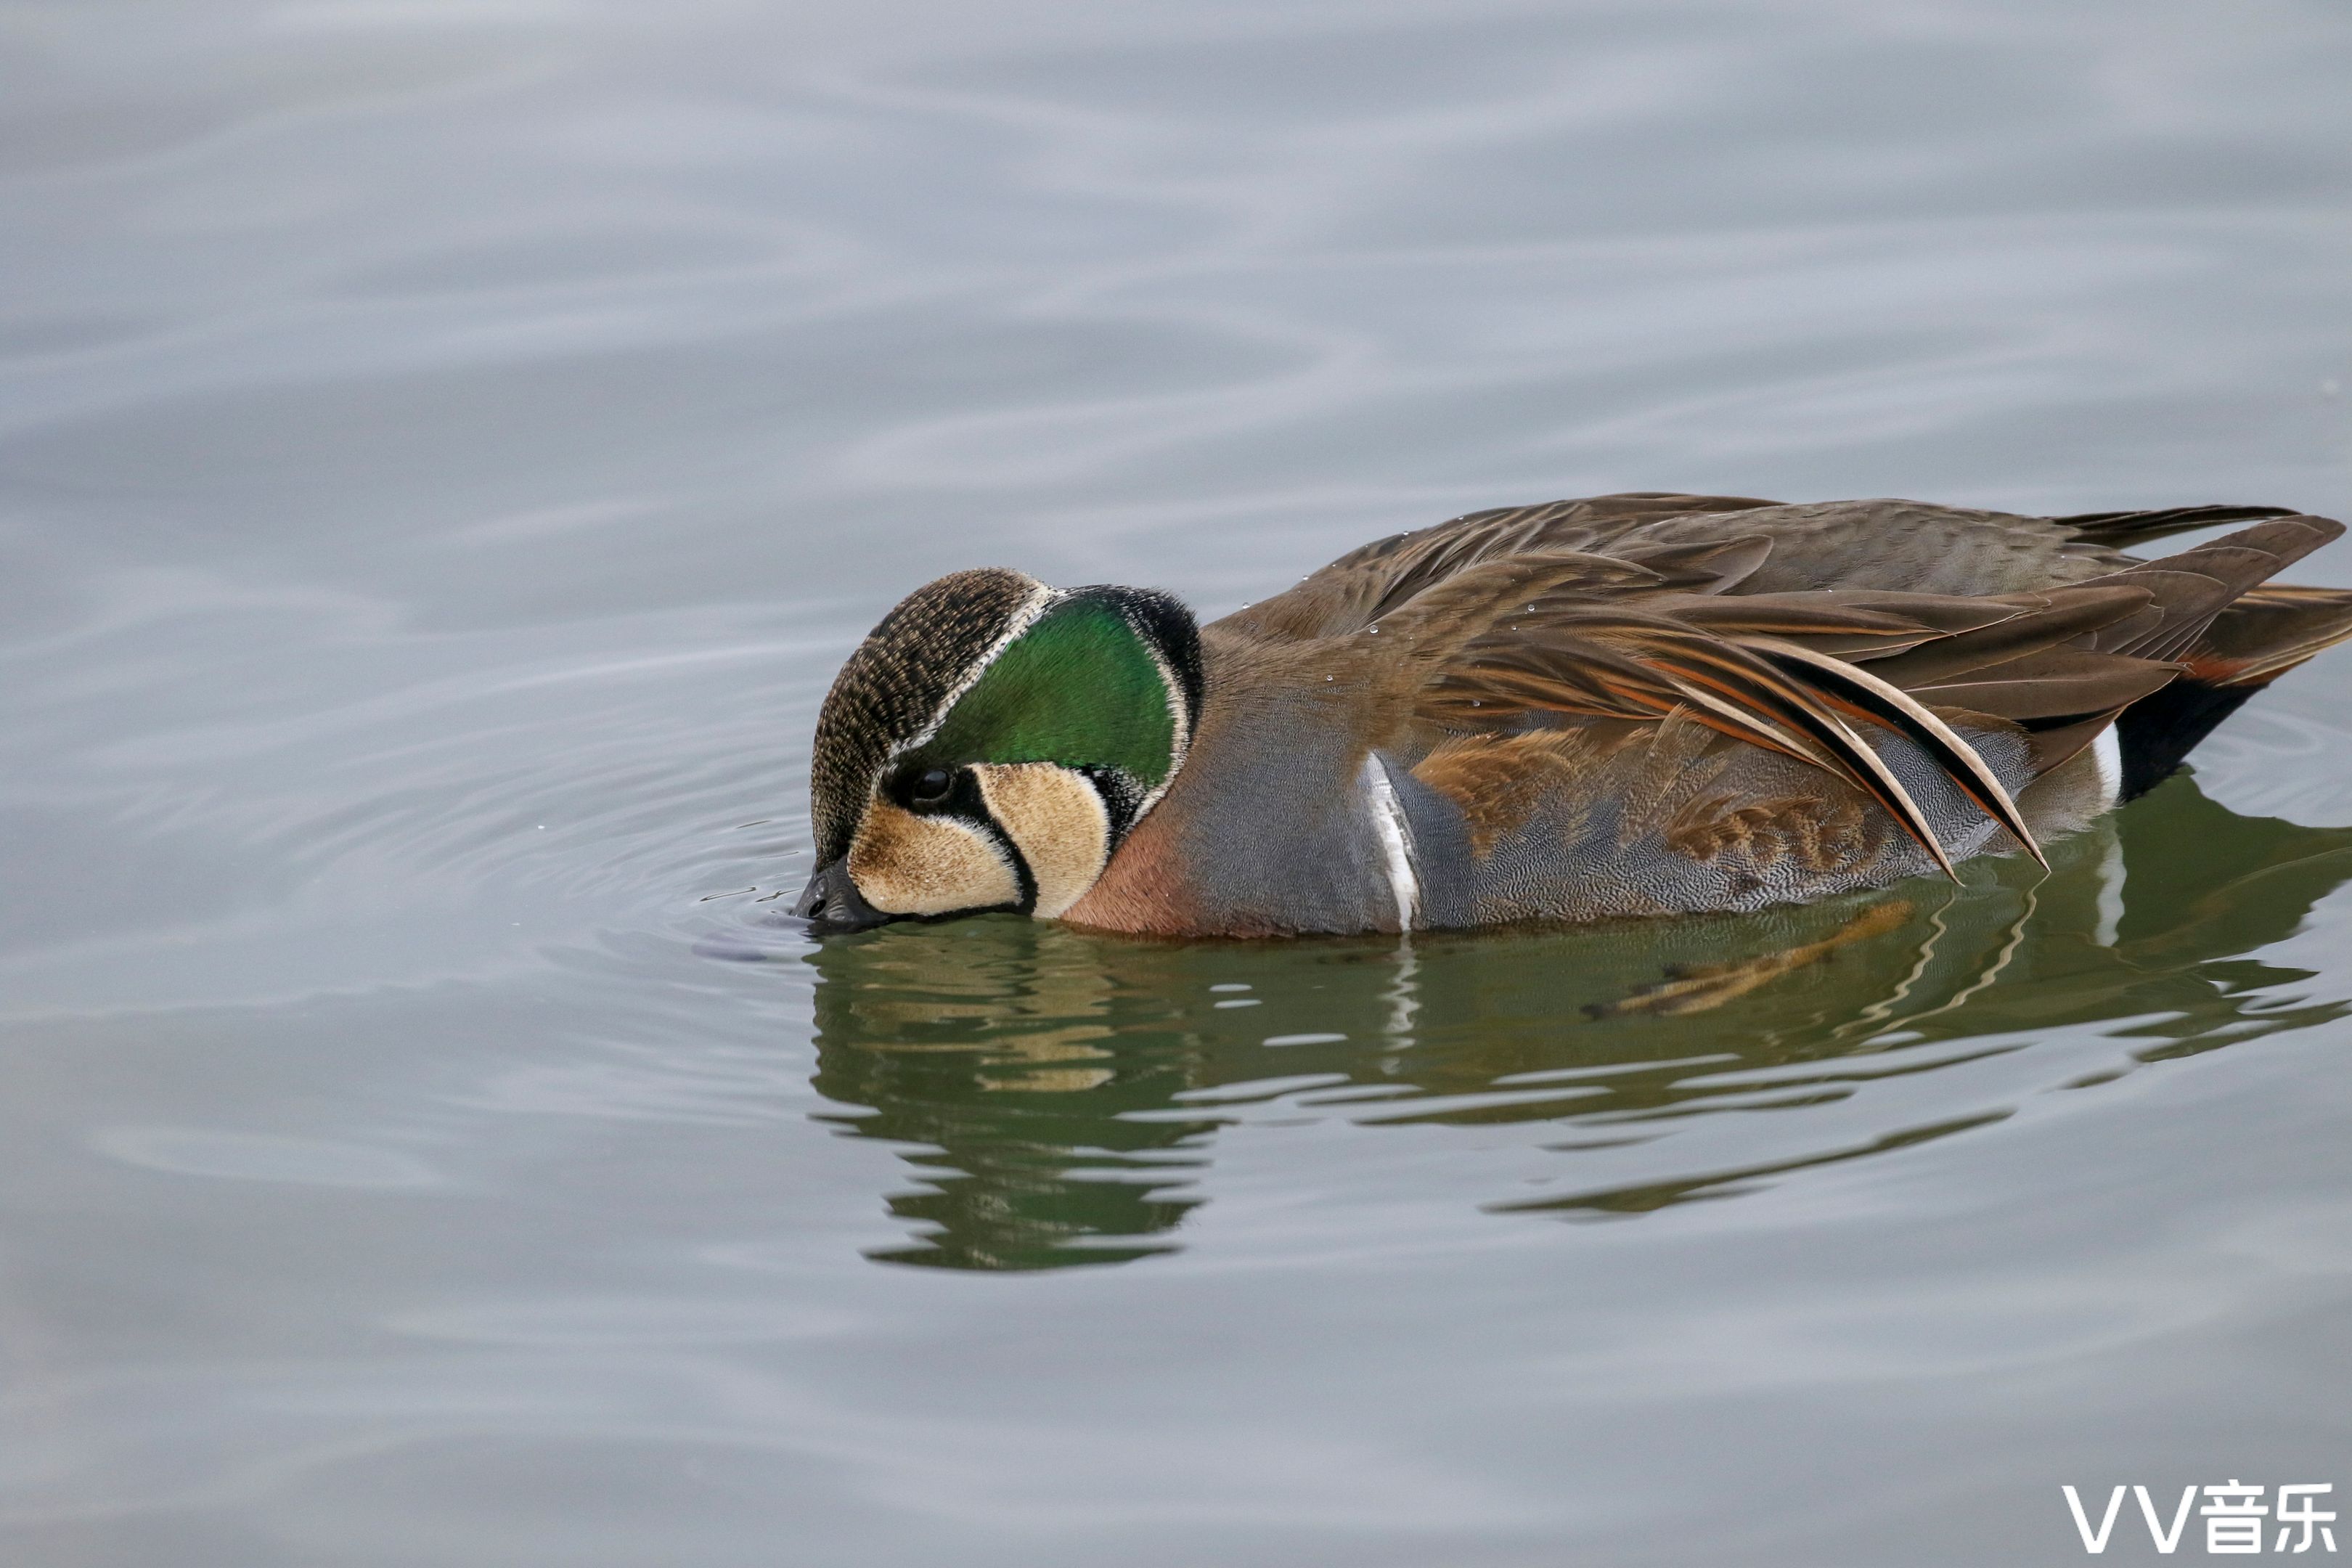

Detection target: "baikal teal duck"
[794, 494, 2352, 938]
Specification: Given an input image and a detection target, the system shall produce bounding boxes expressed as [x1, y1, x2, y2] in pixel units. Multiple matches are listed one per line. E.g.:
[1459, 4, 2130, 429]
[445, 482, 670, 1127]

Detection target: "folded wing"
[1382, 515, 2349, 878]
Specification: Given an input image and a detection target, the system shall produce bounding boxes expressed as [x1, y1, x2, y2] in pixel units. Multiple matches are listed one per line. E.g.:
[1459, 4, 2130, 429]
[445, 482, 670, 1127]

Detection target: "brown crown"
[808, 568, 1046, 864]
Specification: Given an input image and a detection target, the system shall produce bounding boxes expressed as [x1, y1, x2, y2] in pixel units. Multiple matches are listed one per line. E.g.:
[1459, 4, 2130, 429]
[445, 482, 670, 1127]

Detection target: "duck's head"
[795, 568, 1203, 933]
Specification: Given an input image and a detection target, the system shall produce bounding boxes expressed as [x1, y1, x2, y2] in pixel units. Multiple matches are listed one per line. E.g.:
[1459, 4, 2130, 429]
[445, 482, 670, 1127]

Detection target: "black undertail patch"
[2115, 678, 2260, 801]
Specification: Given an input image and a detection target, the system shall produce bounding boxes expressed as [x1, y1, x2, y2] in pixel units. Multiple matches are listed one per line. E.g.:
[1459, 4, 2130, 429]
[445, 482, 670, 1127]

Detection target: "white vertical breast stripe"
[1358, 754, 1421, 932]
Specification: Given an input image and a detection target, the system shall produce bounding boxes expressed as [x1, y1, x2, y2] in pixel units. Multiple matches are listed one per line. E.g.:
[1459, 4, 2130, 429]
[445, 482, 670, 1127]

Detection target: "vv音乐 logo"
[2065, 1483, 2337, 1554]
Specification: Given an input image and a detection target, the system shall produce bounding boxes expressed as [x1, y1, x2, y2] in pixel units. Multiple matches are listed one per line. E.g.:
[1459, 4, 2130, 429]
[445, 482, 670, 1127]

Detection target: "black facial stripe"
[1076, 765, 1146, 840]
[887, 764, 1036, 916]
[997, 822, 1039, 915]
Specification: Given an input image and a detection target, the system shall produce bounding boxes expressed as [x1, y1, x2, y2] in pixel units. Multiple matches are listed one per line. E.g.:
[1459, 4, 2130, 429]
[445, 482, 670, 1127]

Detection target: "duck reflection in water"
[791, 777, 2352, 1271]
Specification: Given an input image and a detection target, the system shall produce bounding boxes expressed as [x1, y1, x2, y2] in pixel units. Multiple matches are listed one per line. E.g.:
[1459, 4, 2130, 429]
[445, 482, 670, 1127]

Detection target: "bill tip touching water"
[794, 494, 2352, 938]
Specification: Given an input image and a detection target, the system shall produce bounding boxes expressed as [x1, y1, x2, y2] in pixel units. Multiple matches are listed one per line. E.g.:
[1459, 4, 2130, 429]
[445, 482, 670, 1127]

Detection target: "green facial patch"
[922, 596, 1177, 788]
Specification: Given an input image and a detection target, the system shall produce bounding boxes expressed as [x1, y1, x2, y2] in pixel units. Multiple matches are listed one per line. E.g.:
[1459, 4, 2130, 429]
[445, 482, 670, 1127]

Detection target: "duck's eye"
[910, 767, 954, 804]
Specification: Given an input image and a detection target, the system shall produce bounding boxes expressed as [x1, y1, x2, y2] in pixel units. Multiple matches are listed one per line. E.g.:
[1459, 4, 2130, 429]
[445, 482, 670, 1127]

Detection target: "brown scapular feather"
[1607, 534, 1776, 593]
[1744, 637, 2047, 867]
[1222, 493, 1780, 640]
[1662, 593, 1986, 658]
[1422, 611, 1971, 876]
[1418, 576, 2191, 872]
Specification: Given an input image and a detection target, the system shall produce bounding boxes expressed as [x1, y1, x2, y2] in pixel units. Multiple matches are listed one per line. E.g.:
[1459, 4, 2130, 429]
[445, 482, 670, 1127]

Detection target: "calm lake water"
[4, 1, 2351, 1563]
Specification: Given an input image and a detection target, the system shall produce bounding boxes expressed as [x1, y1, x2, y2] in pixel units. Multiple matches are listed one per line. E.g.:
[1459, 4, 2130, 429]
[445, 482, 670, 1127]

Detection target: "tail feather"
[2054, 502, 2301, 548]
[2186, 584, 2352, 687]
[2086, 514, 2352, 797]
[2075, 516, 2344, 653]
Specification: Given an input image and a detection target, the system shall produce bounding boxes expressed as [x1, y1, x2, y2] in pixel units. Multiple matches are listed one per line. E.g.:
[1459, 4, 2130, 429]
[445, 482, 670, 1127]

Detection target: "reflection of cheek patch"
[975, 763, 1110, 919]
[847, 801, 1019, 915]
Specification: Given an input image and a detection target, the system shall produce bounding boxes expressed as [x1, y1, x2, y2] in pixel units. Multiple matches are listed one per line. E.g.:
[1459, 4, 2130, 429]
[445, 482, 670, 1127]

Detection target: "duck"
[793, 493, 2352, 937]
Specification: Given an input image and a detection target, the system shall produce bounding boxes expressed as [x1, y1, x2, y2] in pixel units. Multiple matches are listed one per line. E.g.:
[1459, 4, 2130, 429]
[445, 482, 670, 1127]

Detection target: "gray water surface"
[4, 2, 2352, 1564]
